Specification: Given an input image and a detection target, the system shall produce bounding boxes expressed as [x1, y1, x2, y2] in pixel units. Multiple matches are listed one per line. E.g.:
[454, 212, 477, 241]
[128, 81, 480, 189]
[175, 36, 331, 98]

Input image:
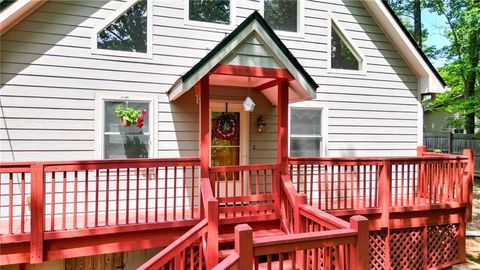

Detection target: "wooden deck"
[0, 148, 475, 269]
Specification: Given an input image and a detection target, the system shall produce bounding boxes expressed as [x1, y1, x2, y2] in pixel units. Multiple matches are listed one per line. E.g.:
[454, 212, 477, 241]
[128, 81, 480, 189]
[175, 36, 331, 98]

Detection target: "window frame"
[184, 0, 237, 30]
[91, 0, 153, 59]
[327, 14, 366, 74]
[260, 0, 305, 38]
[95, 92, 158, 159]
[288, 105, 328, 157]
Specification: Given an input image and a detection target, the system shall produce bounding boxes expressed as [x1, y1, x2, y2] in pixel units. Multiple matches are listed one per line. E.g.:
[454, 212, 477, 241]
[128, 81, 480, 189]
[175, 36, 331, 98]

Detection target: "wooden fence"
[424, 132, 479, 175]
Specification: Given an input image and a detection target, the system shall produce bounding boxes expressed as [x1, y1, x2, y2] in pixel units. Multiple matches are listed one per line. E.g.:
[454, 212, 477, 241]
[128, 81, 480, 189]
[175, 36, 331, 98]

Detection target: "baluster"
[173, 166, 177, 220]
[164, 167, 168, 221]
[73, 171, 78, 230]
[106, 169, 109, 226]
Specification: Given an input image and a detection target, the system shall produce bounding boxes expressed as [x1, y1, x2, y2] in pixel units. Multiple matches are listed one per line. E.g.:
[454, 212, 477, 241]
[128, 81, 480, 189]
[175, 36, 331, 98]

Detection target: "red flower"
[141, 110, 147, 116]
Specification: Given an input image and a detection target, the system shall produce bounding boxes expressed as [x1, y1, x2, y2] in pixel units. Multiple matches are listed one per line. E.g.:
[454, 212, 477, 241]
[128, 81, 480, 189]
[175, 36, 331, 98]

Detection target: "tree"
[388, 0, 422, 46]
[97, 0, 148, 53]
[426, 0, 480, 133]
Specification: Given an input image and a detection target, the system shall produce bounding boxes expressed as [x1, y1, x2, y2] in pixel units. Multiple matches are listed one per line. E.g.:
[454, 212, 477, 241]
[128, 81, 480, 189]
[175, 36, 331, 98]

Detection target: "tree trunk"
[413, 0, 422, 47]
[464, 16, 479, 134]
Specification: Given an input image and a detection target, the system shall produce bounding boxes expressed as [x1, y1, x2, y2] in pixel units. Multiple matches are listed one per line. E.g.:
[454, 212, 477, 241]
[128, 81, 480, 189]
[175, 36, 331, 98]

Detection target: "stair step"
[218, 229, 285, 243]
[257, 260, 298, 270]
[218, 252, 298, 270]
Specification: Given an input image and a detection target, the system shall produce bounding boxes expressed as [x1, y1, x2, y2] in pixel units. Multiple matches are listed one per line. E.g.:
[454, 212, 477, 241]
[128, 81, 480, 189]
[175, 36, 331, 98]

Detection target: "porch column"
[277, 80, 289, 175]
[199, 76, 210, 178]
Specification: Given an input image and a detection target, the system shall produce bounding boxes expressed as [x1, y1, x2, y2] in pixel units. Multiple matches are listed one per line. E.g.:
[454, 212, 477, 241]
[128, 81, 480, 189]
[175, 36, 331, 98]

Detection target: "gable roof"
[168, 11, 318, 101]
[1, 0, 446, 94]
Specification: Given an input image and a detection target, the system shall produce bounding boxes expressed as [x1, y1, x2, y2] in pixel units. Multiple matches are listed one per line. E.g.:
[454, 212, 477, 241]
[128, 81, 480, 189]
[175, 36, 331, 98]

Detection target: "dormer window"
[330, 22, 362, 71]
[94, 0, 152, 57]
[188, 0, 232, 25]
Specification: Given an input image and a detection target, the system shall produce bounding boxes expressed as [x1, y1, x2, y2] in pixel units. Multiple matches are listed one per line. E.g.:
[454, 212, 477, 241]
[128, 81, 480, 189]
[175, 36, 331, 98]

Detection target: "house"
[423, 93, 479, 134]
[0, 1, 474, 270]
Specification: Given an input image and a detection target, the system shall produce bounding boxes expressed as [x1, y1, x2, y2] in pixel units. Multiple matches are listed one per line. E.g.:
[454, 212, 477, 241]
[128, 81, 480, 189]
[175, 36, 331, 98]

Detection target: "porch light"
[257, 115, 266, 133]
[243, 77, 256, 112]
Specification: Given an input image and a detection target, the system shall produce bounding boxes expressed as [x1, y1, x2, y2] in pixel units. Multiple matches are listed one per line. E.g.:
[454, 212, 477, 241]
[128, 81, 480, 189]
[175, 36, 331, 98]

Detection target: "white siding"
[1, 0, 420, 162]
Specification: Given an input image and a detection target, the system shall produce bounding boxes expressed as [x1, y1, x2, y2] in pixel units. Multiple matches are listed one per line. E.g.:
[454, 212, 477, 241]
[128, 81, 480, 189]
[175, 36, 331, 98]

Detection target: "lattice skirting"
[369, 224, 461, 270]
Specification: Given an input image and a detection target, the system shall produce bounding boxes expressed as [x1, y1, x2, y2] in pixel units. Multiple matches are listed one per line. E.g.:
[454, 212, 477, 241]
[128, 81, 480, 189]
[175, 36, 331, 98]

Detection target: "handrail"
[288, 155, 468, 163]
[199, 177, 219, 269]
[253, 229, 357, 255]
[200, 177, 216, 211]
[209, 163, 280, 172]
[212, 254, 240, 270]
[280, 175, 297, 206]
[299, 204, 350, 230]
[138, 219, 208, 270]
[1, 157, 200, 168]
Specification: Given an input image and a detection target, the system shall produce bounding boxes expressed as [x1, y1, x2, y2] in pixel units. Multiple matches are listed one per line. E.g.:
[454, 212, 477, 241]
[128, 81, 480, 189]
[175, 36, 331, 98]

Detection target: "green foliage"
[189, 0, 230, 25]
[425, 0, 480, 132]
[115, 104, 143, 124]
[97, 0, 147, 53]
[387, 0, 439, 59]
[264, 0, 298, 32]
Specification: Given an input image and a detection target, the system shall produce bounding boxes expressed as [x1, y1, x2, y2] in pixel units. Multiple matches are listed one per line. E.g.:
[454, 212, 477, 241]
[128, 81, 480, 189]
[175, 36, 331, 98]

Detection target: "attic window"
[264, 0, 300, 33]
[97, 0, 148, 53]
[188, 0, 232, 25]
[331, 22, 361, 70]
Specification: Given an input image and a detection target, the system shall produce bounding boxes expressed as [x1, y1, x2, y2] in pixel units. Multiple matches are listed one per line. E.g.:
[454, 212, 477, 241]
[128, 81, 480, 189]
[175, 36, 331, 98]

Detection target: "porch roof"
[167, 11, 319, 104]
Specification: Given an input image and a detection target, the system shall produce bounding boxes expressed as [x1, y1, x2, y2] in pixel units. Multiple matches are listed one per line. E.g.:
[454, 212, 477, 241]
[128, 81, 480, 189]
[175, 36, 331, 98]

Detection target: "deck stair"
[218, 228, 286, 260]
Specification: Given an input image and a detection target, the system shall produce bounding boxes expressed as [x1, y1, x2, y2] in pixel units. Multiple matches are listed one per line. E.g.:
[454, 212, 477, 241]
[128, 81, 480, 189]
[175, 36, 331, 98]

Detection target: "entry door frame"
[209, 101, 249, 167]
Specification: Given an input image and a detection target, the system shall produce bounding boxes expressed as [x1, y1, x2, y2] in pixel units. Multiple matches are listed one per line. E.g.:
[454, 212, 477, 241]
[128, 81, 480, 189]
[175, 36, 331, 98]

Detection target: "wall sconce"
[257, 116, 267, 133]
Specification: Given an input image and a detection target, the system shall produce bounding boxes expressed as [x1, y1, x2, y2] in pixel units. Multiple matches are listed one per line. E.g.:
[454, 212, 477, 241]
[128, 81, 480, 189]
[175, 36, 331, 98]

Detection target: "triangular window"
[331, 22, 361, 70]
[97, 0, 148, 53]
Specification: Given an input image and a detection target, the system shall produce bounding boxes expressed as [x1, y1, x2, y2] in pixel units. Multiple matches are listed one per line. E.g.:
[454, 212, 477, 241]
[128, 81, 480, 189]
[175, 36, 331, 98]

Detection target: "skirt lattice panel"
[427, 223, 460, 268]
[389, 227, 424, 269]
[369, 230, 387, 270]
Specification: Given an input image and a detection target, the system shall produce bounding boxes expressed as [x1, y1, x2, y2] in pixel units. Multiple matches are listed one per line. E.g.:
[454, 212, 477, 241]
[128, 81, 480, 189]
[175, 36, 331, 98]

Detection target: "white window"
[186, 0, 235, 28]
[93, 0, 153, 58]
[289, 108, 323, 157]
[95, 95, 156, 159]
[262, 0, 303, 34]
[330, 21, 363, 71]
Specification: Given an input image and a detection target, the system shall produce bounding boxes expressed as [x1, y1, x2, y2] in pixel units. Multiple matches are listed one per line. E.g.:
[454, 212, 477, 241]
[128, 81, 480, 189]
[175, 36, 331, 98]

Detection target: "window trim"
[327, 14, 366, 75]
[91, 0, 153, 59]
[288, 105, 328, 157]
[184, 0, 237, 30]
[259, 0, 305, 38]
[95, 92, 158, 159]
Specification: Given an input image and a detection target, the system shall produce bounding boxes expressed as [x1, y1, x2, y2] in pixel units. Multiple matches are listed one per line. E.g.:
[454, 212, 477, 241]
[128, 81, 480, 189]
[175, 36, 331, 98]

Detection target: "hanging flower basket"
[115, 104, 147, 128]
[213, 113, 239, 141]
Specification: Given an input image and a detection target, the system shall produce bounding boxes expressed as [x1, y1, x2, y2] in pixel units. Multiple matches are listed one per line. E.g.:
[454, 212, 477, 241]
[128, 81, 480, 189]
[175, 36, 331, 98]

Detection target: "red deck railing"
[0, 158, 201, 264]
[214, 215, 369, 270]
[1, 147, 475, 269]
[288, 152, 471, 214]
[209, 164, 279, 221]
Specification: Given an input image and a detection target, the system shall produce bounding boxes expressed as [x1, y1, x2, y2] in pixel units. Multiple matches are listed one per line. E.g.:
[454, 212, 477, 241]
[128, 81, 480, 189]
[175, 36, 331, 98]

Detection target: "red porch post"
[199, 76, 210, 178]
[277, 80, 289, 175]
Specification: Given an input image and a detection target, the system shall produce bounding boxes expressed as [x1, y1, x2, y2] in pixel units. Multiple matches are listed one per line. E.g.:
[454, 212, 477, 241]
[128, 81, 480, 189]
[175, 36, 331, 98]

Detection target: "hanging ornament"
[243, 77, 256, 112]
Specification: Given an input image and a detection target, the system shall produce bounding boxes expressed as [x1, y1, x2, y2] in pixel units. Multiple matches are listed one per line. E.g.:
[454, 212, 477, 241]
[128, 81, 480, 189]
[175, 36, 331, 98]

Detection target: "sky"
[421, 9, 450, 68]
